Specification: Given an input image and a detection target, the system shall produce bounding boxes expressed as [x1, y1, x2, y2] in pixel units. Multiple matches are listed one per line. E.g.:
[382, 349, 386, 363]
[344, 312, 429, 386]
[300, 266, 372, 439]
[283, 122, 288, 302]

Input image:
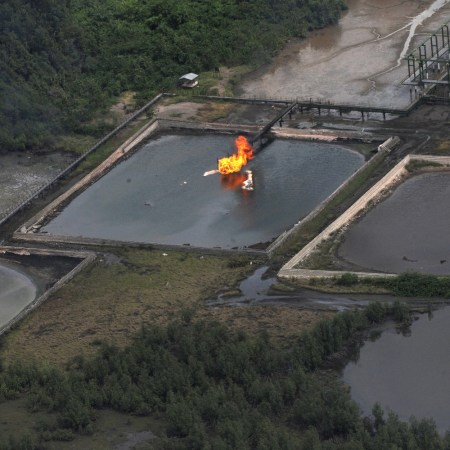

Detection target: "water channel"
[343, 306, 450, 434]
[0, 262, 37, 331]
[42, 135, 364, 249]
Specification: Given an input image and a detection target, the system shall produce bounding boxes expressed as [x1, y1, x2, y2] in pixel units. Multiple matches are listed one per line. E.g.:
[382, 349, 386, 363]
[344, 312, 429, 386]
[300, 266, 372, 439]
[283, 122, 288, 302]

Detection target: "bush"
[337, 273, 359, 286]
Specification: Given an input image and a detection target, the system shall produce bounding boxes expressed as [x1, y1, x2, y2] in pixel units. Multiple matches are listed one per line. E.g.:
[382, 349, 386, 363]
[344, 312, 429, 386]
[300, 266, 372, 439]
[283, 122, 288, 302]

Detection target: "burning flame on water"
[220, 173, 247, 190]
[218, 136, 254, 174]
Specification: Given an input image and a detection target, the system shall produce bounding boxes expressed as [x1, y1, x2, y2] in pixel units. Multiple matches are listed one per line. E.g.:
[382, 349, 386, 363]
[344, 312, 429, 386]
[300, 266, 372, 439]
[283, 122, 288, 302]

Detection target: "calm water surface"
[343, 306, 450, 434]
[43, 135, 364, 248]
[339, 172, 450, 274]
[0, 262, 37, 329]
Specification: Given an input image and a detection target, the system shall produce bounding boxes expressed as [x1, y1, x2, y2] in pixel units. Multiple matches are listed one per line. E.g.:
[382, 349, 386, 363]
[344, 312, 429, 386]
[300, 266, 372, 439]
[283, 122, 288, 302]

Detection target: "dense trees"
[0, 0, 346, 152]
[0, 302, 448, 449]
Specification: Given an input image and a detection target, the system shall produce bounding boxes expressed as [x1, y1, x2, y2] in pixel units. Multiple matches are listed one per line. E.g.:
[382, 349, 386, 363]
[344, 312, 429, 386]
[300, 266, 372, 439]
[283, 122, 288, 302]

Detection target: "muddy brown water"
[42, 135, 364, 249]
[343, 306, 450, 434]
[0, 262, 37, 330]
[239, 0, 450, 108]
[338, 172, 450, 275]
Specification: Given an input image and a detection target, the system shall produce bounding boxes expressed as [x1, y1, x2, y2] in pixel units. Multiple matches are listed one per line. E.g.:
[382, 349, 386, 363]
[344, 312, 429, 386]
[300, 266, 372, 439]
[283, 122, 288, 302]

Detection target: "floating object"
[203, 169, 220, 176]
[242, 170, 254, 191]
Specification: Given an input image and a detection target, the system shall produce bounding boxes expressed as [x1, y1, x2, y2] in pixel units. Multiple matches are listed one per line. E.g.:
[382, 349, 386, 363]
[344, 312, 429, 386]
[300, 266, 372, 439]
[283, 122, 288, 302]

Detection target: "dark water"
[0, 262, 37, 330]
[43, 135, 363, 248]
[208, 265, 400, 311]
[343, 307, 450, 434]
[338, 172, 450, 274]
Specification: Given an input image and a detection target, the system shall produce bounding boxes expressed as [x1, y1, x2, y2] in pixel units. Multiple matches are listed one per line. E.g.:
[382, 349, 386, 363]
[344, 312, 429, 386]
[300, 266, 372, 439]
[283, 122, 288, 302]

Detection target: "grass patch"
[0, 248, 327, 365]
[0, 397, 164, 450]
[406, 159, 444, 172]
[71, 115, 151, 175]
[196, 102, 235, 122]
[0, 248, 327, 366]
[288, 272, 450, 298]
[437, 140, 450, 153]
[53, 134, 98, 155]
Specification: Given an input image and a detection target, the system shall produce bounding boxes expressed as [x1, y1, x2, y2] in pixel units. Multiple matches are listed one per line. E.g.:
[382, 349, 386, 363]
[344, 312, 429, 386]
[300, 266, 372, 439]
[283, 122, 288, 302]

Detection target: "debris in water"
[203, 169, 220, 176]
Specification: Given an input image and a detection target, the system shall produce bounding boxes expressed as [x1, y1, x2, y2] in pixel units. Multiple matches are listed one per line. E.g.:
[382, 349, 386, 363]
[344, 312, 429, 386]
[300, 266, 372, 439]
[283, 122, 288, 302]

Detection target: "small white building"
[178, 73, 199, 88]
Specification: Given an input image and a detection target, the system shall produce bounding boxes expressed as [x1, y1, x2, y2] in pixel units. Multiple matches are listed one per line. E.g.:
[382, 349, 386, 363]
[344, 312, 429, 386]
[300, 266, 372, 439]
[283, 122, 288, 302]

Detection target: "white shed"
[179, 73, 199, 88]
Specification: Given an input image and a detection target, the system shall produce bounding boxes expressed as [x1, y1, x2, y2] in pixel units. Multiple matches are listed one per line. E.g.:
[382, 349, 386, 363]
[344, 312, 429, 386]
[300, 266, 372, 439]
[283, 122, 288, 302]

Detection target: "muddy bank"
[0, 151, 74, 215]
[238, 0, 450, 107]
[208, 265, 437, 312]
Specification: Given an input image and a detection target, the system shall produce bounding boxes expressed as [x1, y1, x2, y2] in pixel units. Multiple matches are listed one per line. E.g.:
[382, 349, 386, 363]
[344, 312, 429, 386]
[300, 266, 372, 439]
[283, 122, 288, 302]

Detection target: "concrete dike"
[278, 154, 450, 280]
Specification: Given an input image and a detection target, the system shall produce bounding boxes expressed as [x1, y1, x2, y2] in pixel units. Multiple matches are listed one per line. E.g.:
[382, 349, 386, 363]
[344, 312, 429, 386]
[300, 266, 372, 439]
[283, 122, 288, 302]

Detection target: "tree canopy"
[0, 0, 346, 151]
[1, 303, 449, 449]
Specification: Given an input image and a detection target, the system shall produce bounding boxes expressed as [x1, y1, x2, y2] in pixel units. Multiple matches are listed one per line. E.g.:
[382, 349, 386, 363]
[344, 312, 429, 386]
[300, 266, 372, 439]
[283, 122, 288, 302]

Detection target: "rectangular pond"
[338, 172, 450, 275]
[42, 134, 365, 249]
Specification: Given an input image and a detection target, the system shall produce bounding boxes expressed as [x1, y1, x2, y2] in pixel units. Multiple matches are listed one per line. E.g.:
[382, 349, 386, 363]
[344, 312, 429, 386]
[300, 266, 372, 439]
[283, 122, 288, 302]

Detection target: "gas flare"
[218, 136, 254, 174]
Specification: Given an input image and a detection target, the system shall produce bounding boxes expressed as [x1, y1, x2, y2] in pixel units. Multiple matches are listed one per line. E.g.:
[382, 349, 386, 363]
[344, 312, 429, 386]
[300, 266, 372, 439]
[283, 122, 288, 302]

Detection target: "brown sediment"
[238, 0, 450, 108]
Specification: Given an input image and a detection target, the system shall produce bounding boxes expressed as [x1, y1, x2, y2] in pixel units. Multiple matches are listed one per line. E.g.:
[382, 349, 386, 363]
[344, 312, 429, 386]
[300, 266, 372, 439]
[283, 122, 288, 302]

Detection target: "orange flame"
[218, 136, 254, 174]
[220, 173, 247, 190]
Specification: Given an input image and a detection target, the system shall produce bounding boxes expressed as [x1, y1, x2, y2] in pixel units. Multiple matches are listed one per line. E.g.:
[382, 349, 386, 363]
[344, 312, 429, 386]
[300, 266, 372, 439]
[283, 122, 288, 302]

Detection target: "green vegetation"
[299, 272, 450, 299]
[1, 303, 449, 449]
[406, 159, 444, 172]
[374, 272, 450, 298]
[1, 0, 346, 152]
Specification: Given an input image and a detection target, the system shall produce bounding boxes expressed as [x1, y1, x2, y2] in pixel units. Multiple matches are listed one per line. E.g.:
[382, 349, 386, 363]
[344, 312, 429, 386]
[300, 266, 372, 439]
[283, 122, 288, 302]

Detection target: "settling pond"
[343, 306, 450, 434]
[42, 135, 364, 249]
[338, 172, 450, 275]
[0, 262, 37, 331]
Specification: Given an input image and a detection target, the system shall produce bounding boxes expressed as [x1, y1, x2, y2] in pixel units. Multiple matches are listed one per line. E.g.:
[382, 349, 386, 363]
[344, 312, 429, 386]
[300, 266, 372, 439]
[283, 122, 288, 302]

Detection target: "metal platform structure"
[403, 20, 450, 100]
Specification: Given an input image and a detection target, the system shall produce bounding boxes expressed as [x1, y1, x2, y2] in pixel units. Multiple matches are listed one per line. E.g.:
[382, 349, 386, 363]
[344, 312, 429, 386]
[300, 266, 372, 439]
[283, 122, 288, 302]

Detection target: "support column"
[431, 34, 438, 57]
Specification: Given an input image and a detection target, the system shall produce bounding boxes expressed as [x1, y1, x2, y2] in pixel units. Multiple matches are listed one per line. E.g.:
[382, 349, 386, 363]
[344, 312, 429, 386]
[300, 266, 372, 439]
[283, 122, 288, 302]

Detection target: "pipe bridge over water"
[196, 95, 421, 151]
[230, 97, 419, 151]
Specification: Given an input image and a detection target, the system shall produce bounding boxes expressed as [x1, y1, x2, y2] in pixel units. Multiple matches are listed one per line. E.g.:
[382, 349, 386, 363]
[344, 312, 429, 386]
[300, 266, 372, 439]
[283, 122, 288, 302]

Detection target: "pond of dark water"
[0, 262, 37, 330]
[42, 135, 364, 249]
[342, 306, 450, 434]
[338, 172, 450, 275]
